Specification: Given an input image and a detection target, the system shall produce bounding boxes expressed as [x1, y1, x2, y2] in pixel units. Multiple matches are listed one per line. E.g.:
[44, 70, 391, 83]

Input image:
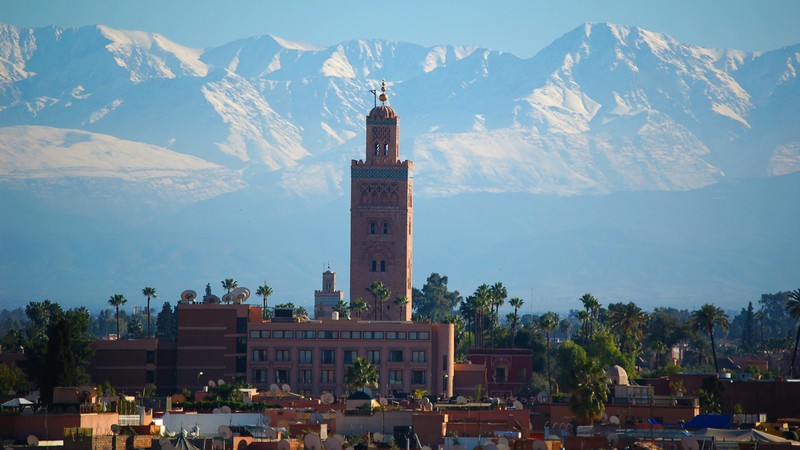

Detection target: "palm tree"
[650, 340, 669, 370]
[394, 296, 408, 317]
[691, 303, 730, 372]
[559, 318, 573, 341]
[539, 312, 559, 396]
[607, 302, 648, 354]
[567, 359, 609, 425]
[108, 294, 127, 338]
[459, 296, 479, 349]
[580, 293, 600, 339]
[221, 278, 238, 296]
[489, 282, 507, 346]
[334, 299, 350, 318]
[367, 281, 390, 320]
[141, 287, 157, 339]
[786, 289, 800, 378]
[473, 284, 492, 347]
[345, 357, 379, 392]
[255, 282, 273, 319]
[350, 297, 369, 319]
[508, 297, 524, 348]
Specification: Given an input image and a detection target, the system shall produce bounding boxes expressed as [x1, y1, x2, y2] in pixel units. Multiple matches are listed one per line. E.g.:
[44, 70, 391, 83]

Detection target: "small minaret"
[314, 263, 344, 319]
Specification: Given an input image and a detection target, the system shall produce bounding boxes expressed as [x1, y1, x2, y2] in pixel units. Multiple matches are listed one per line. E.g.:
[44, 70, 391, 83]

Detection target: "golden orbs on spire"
[379, 79, 388, 103]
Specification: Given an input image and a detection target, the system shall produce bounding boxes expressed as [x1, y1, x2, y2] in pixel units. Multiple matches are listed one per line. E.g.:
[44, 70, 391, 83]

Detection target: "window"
[412, 371, 426, 385]
[383, 222, 389, 234]
[236, 317, 248, 333]
[374, 144, 379, 156]
[342, 331, 361, 339]
[273, 330, 293, 339]
[370, 222, 376, 234]
[275, 349, 290, 362]
[253, 349, 268, 362]
[146, 370, 154, 383]
[299, 330, 315, 339]
[250, 330, 270, 338]
[253, 369, 267, 383]
[366, 350, 381, 364]
[380, 260, 386, 272]
[371, 261, 377, 272]
[146, 351, 155, 364]
[412, 351, 426, 363]
[236, 356, 246, 372]
[318, 330, 337, 339]
[384, 143, 389, 155]
[409, 331, 430, 340]
[236, 337, 247, 353]
[321, 370, 335, 384]
[389, 350, 404, 363]
[494, 367, 507, 383]
[344, 350, 358, 364]
[298, 350, 312, 364]
[363, 331, 384, 339]
[389, 370, 403, 385]
[275, 369, 290, 384]
[298, 370, 313, 385]
[321, 349, 336, 365]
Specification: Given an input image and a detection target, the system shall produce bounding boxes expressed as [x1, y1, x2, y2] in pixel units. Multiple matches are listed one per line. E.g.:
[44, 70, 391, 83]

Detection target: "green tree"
[508, 297, 524, 348]
[412, 273, 462, 323]
[141, 287, 157, 339]
[256, 282, 273, 319]
[539, 312, 559, 396]
[108, 294, 127, 338]
[350, 297, 369, 319]
[39, 308, 93, 404]
[691, 304, 730, 373]
[740, 301, 757, 353]
[127, 316, 146, 339]
[786, 289, 800, 378]
[559, 318, 573, 341]
[334, 299, 350, 318]
[489, 282, 507, 346]
[606, 302, 648, 355]
[367, 281, 390, 320]
[0, 363, 31, 394]
[580, 293, 601, 340]
[557, 341, 608, 424]
[221, 278, 238, 297]
[155, 302, 177, 340]
[344, 357, 379, 391]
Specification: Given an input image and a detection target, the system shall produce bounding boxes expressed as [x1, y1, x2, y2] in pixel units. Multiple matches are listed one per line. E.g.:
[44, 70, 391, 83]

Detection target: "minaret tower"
[350, 81, 413, 321]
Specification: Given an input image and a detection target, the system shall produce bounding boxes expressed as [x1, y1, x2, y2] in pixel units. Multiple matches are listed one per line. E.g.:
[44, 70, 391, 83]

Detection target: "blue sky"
[1, 0, 799, 57]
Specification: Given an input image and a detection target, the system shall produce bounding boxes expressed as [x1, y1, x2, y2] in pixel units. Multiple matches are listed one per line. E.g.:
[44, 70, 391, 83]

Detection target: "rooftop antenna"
[369, 89, 377, 108]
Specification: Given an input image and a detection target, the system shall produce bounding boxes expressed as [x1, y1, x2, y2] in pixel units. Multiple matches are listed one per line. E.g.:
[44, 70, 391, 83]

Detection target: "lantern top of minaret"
[368, 80, 396, 120]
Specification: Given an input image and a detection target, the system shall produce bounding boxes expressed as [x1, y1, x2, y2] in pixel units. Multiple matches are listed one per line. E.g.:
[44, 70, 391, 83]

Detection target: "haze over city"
[0, 0, 799, 315]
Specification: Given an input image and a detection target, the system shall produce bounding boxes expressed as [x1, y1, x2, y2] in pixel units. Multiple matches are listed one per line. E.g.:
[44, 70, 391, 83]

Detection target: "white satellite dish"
[456, 395, 467, 404]
[212, 408, 221, 414]
[232, 287, 250, 303]
[513, 400, 524, 410]
[218, 426, 233, 439]
[609, 415, 620, 425]
[220, 405, 232, 414]
[218, 379, 225, 386]
[607, 432, 619, 446]
[326, 436, 343, 450]
[270, 384, 280, 394]
[533, 441, 548, 450]
[498, 437, 509, 445]
[208, 380, 216, 388]
[681, 437, 700, 450]
[379, 397, 388, 406]
[282, 384, 292, 393]
[27, 436, 39, 447]
[181, 290, 197, 303]
[373, 433, 383, 442]
[222, 293, 234, 304]
[321, 392, 335, 405]
[111, 424, 121, 435]
[303, 432, 322, 450]
[277, 440, 291, 450]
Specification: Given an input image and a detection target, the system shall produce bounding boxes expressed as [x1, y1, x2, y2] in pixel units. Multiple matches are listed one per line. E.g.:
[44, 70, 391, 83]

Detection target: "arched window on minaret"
[370, 222, 376, 234]
[384, 143, 389, 155]
[380, 260, 386, 272]
[383, 222, 389, 234]
[371, 260, 377, 272]
[374, 143, 380, 156]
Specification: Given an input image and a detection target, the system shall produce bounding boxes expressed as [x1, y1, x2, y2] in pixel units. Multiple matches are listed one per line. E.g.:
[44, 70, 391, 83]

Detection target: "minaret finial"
[379, 79, 388, 105]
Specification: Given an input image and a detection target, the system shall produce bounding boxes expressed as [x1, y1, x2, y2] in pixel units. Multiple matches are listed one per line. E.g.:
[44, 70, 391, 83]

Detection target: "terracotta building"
[350, 82, 413, 322]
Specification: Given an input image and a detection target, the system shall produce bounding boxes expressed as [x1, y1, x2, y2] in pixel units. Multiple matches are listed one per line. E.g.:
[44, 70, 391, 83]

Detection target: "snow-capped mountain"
[1, 22, 798, 310]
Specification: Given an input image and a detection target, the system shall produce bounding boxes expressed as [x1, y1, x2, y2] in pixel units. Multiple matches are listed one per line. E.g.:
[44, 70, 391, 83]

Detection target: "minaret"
[314, 264, 344, 319]
[350, 81, 413, 321]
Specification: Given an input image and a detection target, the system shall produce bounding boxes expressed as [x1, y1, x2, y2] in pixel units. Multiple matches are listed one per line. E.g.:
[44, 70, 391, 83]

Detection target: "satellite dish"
[205, 294, 220, 304]
[27, 436, 39, 447]
[218, 426, 233, 439]
[218, 379, 225, 386]
[303, 432, 322, 450]
[513, 400, 524, 410]
[601, 412, 609, 423]
[277, 440, 291, 450]
[111, 424, 121, 435]
[282, 384, 292, 393]
[373, 433, 383, 442]
[498, 437, 509, 446]
[456, 396, 468, 404]
[222, 293, 234, 304]
[379, 397, 388, 406]
[270, 384, 280, 393]
[208, 380, 216, 388]
[321, 392, 335, 405]
[533, 441, 548, 450]
[220, 405, 232, 414]
[326, 436, 343, 450]
[212, 408, 221, 414]
[607, 432, 619, 446]
[335, 435, 346, 444]
[609, 415, 620, 425]
[232, 287, 250, 303]
[681, 437, 700, 450]
[181, 290, 197, 303]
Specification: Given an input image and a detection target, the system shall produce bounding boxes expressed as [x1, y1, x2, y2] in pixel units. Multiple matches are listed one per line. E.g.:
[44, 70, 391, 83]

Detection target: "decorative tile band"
[352, 166, 410, 180]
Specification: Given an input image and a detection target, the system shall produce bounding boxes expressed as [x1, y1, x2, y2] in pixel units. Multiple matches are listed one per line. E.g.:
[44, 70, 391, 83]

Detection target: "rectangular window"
[411, 371, 425, 385]
[300, 330, 315, 339]
[275, 349, 290, 362]
[387, 331, 397, 339]
[236, 337, 247, 353]
[146, 351, 155, 364]
[397, 331, 407, 339]
[146, 370, 155, 383]
[298, 350, 312, 364]
[236, 317, 248, 333]
[273, 330, 294, 339]
[389, 350, 404, 362]
[252, 349, 268, 362]
[249, 330, 261, 338]
[318, 330, 337, 339]
[275, 369, 290, 384]
[253, 369, 267, 383]
[366, 350, 381, 365]
[298, 370, 313, 385]
[389, 370, 403, 385]
[236, 356, 246, 373]
[412, 351, 426, 362]
[344, 350, 358, 364]
[321, 349, 336, 365]
[321, 370, 335, 384]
